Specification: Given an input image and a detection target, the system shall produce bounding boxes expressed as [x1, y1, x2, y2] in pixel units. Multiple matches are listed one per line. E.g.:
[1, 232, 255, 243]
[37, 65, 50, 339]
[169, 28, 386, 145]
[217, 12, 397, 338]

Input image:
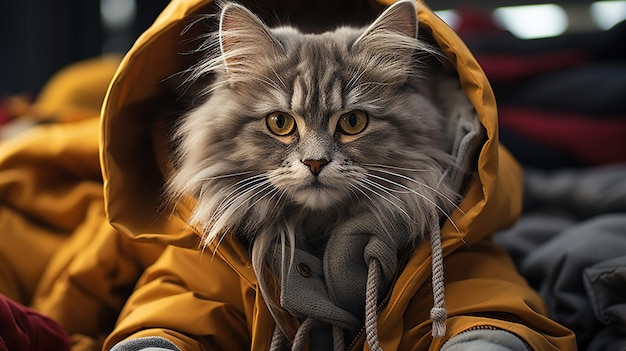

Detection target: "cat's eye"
[338, 110, 368, 135]
[266, 111, 296, 136]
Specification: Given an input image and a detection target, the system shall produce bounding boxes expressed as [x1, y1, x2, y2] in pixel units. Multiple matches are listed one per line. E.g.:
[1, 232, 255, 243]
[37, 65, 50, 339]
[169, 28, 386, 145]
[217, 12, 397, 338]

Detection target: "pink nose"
[302, 159, 329, 175]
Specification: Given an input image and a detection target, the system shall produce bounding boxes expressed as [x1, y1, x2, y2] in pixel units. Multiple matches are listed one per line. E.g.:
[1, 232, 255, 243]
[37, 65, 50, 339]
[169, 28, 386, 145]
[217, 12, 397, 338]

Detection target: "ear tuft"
[355, 0, 418, 46]
[351, 1, 421, 82]
[219, 2, 282, 74]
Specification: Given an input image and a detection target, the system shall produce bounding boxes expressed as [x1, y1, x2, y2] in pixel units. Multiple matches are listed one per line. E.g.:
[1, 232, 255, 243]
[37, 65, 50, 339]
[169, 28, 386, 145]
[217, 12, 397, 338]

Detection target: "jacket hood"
[101, 0, 522, 253]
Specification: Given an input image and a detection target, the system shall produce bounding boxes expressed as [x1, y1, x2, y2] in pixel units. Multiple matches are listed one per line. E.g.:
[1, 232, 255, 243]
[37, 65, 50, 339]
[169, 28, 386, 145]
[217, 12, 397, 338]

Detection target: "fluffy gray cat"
[167, 1, 459, 346]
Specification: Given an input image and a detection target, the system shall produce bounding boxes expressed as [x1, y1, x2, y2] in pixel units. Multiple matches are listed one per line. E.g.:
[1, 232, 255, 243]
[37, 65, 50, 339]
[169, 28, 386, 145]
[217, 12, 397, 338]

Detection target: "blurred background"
[0, 0, 626, 96]
[2, 0, 625, 97]
[0, 0, 168, 97]
[1, 0, 625, 167]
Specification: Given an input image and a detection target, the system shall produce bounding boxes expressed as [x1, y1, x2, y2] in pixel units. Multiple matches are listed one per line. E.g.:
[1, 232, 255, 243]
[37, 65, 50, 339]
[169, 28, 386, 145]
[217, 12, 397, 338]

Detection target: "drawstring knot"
[430, 307, 447, 337]
[266, 212, 449, 349]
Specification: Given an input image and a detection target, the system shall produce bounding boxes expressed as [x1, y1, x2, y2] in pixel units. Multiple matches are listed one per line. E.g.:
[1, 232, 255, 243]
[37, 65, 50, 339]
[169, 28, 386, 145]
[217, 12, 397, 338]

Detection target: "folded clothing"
[0, 293, 70, 351]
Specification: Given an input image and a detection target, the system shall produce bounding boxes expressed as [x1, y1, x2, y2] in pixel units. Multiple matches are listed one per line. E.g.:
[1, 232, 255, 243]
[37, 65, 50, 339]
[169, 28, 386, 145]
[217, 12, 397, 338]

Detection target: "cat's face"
[169, 1, 455, 243]
[235, 29, 443, 211]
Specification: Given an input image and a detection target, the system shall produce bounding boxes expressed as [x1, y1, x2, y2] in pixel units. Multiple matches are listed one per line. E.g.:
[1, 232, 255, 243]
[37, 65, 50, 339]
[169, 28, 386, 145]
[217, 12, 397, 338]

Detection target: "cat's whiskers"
[350, 81, 398, 105]
[258, 76, 284, 92]
[212, 177, 271, 218]
[214, 176, 290, 256]
[210, 172, 286, 232]
[213, 173, 266, 199]
[345, 182, 364, 204]
[348, 182, 406, 235]
[245, 184, 280, 211]
[348, 182, 375, 204]
[220, 182, 277, 239]
[364, 173, 460, 233]
[365, 167, 463, 215]
[268, 186, 289, 214]
[357, 179, 417, 225]
[203, 170, 254, 180]
[206, 177, 277, 253]
[197, 174, 267, 234]
[363, 163, 429, 173]
[201, 174, 265, 216]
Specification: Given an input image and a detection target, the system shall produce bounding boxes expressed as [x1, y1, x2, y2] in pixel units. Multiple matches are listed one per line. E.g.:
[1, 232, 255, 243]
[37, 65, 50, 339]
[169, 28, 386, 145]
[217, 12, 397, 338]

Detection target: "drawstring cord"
[268, 216, 448, 350]
[270, 324, 285, 351]
[429, 218, 447, 337]
[365, 219, 448, 350]
[270, 318, 346, 351]
[292, 318, 316, 350]
[332, 325, 345, 351]
[365, 259, 383, 351]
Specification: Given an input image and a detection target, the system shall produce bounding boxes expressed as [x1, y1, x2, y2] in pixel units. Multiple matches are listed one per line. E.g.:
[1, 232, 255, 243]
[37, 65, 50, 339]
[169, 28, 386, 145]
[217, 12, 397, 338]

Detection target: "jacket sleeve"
[103, 245, 255, 351]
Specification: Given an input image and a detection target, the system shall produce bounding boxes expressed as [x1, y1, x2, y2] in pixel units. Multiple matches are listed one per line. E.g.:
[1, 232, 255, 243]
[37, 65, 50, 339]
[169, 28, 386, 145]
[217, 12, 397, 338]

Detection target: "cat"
[166, 0, 459, 347]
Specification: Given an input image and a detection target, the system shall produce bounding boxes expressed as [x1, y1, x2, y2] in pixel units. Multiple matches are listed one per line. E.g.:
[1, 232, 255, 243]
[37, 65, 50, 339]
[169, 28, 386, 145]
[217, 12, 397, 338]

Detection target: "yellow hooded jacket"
[95, 0, 577, 350]
[0, 0, 576, 350]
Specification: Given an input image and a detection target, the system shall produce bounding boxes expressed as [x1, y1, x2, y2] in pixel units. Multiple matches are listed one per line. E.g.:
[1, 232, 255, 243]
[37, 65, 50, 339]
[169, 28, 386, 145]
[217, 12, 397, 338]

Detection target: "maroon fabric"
[474, 51, 590, 83]
[0, 99, 14, 126]
[499, 107, 626, 166]
[0, 294, 70, 351]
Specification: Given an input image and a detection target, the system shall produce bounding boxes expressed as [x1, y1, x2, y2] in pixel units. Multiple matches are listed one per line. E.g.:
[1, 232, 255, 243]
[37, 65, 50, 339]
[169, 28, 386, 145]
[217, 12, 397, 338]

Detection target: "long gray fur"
[166, 0, 460, 331]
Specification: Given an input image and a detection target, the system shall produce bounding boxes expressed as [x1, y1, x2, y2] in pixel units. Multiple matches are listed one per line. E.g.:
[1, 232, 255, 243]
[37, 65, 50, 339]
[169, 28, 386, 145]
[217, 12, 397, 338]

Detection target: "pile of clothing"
[456, 8, 626, 350]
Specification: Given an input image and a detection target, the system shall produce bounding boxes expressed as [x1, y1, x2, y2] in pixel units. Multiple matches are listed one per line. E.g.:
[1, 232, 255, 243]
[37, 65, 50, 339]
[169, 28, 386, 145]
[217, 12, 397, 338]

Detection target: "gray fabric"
[110, 337, 181, 351]
[520, 215, 626, 348]
[586, 327, 626, 351]
[268, 214, 408, 350]
[440, 329, 529, 351]
[436, 76, 485, 195]
[324, 214, 407, 319]
[523, 165, 626, 217]
[269, 246, 362, 330]
[495, 166, 626, 350]
[584, 256, 626, 331]
[494, 213, 576, 267]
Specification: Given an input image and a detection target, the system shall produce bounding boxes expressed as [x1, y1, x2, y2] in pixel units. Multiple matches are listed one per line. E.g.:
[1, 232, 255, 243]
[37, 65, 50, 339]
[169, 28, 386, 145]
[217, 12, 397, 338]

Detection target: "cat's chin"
[290, 187, 347, 210]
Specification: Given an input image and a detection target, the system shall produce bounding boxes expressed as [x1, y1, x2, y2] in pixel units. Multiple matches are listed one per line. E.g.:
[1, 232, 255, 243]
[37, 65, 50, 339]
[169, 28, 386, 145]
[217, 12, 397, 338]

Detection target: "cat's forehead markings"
[327, 79, 343, 112]
[287, 43, 344, 121]
[290, 75, 305, 113]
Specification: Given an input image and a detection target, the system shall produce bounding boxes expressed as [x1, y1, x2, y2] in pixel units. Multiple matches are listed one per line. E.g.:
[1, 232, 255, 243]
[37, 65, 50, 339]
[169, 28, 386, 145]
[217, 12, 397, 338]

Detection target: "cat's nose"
[302, 159, 329, 176]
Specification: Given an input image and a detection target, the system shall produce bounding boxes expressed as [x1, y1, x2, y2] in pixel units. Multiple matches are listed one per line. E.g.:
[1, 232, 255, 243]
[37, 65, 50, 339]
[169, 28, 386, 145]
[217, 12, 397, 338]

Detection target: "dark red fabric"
[0, 294, 70, 351]
[499, 107, 626, 166]
[0, 99, 14, 126]
[474, 51, 590, 83]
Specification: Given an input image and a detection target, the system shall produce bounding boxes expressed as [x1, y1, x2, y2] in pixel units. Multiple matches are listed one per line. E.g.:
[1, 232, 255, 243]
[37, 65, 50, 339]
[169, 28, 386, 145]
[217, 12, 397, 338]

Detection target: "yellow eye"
[266, 112, 296, 136]
[338, 110, 368, 135]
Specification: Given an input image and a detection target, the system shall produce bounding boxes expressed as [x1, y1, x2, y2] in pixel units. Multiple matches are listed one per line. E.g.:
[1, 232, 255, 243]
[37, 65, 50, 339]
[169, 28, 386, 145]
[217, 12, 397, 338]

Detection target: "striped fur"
[167, 0, 458, 308]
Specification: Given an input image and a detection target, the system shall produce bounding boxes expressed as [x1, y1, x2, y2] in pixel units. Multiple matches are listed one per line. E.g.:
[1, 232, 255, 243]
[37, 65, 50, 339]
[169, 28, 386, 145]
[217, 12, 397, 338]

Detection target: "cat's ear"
[354, 0, 418, 48]
[218, 2, 283, 74]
